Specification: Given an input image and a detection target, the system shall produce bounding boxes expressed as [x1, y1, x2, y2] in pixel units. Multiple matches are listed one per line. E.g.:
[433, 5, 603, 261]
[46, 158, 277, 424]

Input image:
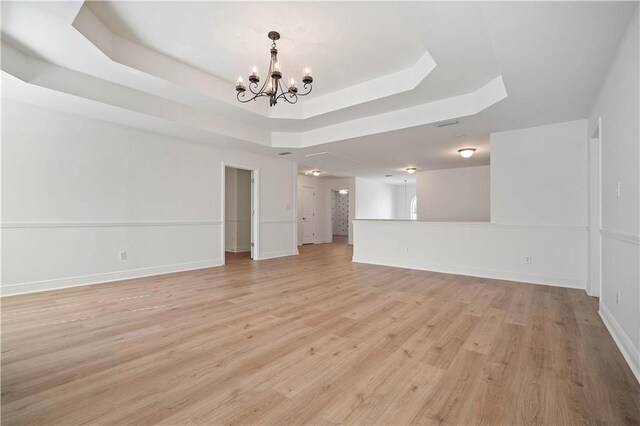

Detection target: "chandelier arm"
[278, 91, 298, 104]
[247, 81, 263, 96]
[236, 91, 258, 103]
[276, 80, 298, 104]
[237, 90, 272, 103]
[246, 52, 275, 98]
[252, 60, 273, 96]
[296, 82, 313, 96]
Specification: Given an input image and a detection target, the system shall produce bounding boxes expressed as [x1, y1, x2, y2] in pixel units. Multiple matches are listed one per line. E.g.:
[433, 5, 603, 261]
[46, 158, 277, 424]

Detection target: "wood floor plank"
[2, 237, 639, 425]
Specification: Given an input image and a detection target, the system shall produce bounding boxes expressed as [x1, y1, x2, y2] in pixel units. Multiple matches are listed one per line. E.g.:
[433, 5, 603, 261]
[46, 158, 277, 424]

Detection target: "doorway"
[225, 166, 255, 261]
[331, 189, 349, 245]
[301, 185, 315, 244]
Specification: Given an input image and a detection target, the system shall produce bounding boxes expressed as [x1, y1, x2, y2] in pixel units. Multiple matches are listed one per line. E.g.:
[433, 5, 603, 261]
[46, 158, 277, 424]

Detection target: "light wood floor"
[2, 241, 639, 425]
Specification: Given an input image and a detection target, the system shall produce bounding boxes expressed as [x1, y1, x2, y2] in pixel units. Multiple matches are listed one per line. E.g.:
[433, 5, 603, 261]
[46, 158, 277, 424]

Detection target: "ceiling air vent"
[385, 174, 393, 177]
[434, 119, 459, 127]
[278, 152, 292, 156]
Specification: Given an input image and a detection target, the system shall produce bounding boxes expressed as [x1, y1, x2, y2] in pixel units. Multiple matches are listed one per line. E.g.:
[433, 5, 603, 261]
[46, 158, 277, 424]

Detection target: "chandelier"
[235, 31, 314, 107]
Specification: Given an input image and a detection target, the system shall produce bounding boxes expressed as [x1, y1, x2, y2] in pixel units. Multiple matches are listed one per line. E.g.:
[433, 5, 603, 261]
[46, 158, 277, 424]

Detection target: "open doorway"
[225, 166, 254, 262]
[331, 189, 350, 245]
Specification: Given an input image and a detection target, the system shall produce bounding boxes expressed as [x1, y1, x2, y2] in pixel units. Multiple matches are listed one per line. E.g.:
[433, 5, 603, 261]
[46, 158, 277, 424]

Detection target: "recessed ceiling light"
[311, 170, 321, 176]
[338, 189, 349, 195]
[458, 148, 476, 158]
[406, 167, 417, 174]
[434, 119, 459, 127]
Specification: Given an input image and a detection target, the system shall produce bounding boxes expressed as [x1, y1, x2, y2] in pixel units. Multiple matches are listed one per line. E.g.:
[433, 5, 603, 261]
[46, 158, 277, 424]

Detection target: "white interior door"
[301, 186, 315, 244]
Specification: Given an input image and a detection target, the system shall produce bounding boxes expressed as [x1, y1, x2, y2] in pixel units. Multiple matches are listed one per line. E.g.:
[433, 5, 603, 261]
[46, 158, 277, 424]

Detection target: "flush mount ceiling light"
[458, 148, 477, 158]
[235, 31, 314, 107]
[311, 170, 321, 176]
[406, 167, 417, 174]
[338, 189, 349, 195]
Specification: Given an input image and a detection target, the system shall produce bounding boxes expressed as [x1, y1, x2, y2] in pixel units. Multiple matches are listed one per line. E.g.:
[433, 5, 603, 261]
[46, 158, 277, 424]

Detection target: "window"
[410, 196, 417, 220]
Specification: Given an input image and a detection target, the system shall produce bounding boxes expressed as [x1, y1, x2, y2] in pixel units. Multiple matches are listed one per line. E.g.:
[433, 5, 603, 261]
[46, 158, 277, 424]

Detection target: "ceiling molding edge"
[1, 40, 506, 151]
[1, 41, 272, 147]
[272, 76, 508, 148]
[72, 3, 437, 122]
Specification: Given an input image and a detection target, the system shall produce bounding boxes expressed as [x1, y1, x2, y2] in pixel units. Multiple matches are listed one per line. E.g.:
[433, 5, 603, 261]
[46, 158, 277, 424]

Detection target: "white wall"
[1, 101, 298, 295]
[588, 7, 639, 382]
[353, 220, 587, 289]
[394, 182, 417, 220]
[354, 178, 395, 220]
[416, 166, 490, 222]
[225, 168, 251, 253]
[491, 120, 588, 226]
[354, 120, 590, 292]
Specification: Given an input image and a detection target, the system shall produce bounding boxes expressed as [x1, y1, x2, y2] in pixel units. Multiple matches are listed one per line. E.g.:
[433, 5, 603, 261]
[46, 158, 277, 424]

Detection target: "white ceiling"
[1, 1, 636, 184]
[85, 1, 429, 95]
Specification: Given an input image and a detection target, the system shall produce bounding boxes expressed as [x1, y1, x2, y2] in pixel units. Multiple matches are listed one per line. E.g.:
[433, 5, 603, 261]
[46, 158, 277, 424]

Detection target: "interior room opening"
[225, 166, 253, 261]
[331, 189, 350, 245]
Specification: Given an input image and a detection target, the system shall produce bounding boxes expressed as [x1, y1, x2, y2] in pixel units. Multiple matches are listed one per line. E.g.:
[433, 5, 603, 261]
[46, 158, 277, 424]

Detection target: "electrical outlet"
[616, 182, 622, 198]
[119, 251, 127, 261]
[525, 255, 532, 264]
[616, 290, 621, 304]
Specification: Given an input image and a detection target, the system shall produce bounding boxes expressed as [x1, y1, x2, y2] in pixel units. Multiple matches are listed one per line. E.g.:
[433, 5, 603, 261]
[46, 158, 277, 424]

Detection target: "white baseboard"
[1, 259, 223, 297]
[351, 255, 586, 289]
[259, 250, 299, 260]
[600, 304, 640, 384]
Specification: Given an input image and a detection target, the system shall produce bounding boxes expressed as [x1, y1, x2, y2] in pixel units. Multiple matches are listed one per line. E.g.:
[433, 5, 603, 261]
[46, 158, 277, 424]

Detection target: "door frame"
[588, 118, 602, 298]
[221, 163, 260, 262]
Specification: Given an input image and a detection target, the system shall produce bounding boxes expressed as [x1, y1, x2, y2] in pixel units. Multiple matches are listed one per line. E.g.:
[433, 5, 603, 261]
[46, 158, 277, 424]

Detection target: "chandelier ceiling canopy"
[235, 31, 314, 107]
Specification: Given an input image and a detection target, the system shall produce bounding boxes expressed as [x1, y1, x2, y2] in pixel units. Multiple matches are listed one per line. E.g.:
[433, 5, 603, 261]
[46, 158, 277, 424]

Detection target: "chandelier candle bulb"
[302, 67, 313, 85]
[288, 78, 298, 93]
[272, 62, 282, 79]
[235, 76, 245, 92]
[249, 67, 259, 83]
